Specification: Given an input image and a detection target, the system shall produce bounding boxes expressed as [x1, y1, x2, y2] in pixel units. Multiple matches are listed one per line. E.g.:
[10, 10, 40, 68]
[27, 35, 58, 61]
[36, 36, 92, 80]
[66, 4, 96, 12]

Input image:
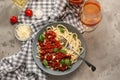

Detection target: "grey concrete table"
[0, 0, 120, 80]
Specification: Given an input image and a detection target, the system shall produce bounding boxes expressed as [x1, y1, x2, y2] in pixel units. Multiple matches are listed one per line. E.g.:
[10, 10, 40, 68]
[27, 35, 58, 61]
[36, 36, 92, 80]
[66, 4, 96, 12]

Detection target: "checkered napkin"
[0, 0, 85, 80]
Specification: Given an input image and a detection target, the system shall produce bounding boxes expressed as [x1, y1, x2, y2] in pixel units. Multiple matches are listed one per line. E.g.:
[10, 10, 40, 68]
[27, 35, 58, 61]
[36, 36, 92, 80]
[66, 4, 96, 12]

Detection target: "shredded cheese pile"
[16, 25, 31, 40]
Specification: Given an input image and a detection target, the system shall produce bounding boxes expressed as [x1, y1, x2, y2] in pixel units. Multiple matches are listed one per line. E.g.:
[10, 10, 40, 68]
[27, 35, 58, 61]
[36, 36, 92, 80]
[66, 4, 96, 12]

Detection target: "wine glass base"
[83, 25, 97, 32]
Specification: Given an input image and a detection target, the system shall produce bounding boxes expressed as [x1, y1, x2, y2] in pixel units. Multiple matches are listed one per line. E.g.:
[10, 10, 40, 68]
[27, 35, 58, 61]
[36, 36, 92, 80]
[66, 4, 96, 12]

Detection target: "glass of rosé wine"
[80, 0, 102, 32]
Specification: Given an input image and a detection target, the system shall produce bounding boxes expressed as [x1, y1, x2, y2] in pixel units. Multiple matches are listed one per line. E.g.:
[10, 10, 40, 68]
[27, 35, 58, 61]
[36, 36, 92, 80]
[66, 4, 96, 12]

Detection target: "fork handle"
[66, 43, 96, 71]
[80, 57, 96, 72]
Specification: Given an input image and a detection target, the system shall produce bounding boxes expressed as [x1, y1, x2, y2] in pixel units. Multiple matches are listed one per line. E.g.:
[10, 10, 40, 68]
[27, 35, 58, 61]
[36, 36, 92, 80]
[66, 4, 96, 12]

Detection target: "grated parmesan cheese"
[15, 24, 32, 41]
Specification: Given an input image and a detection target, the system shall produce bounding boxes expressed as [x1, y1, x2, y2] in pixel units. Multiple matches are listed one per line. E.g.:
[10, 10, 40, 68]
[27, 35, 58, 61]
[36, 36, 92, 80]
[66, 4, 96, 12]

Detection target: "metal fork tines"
[60, 36, 83, 56]
[60, 36, 96, 72]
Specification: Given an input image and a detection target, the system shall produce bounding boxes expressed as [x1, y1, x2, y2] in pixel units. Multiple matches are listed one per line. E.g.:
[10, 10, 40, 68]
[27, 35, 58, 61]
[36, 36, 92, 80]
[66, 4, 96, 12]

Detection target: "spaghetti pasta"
[37, 24, 83, 71]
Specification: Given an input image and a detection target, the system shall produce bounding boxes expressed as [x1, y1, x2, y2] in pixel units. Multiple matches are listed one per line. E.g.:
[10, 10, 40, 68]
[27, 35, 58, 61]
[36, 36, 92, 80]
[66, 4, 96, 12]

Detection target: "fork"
[60, 36, 96, 72]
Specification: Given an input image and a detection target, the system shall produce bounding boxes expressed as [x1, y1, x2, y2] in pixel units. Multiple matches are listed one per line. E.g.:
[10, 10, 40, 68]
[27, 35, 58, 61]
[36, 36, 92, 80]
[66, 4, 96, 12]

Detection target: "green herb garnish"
[43, 59, 48, 67]
[38, 34, 45, 42]
[53, 48, 59, 52]
[59, 27, 64, 33]
[73, 34, 76, 40]
[59, 49, 67, 54]
[60, 59, 65, 65]
[65, 59, 71, 66]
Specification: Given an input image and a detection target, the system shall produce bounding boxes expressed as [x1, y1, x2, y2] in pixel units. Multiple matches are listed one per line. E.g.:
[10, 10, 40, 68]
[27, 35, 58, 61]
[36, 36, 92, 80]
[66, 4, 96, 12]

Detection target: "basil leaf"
[59, 49, 67, 54]
[73, 34, 76, 40]
[60, 59, 65, 65]
[53, 48, 59, 52]
[59, 27, 64, 33]
[43, 59, 48, 67]
[65, 59, 71, 66]
[38, 34, 45, 42]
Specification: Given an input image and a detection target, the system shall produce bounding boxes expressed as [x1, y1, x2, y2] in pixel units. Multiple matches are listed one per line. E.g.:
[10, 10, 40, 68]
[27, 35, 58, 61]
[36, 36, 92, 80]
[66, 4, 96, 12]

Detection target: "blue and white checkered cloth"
[0, 0, 85, 80]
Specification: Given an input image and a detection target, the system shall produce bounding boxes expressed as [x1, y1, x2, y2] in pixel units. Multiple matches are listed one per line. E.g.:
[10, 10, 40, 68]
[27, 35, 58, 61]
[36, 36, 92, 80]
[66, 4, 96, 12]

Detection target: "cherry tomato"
[10, 16, 18, 24]
[40, 55, 45, 61]
[55, 62, 60, 68]
[46, 54, 52, 61]
[25, 9, 33, 17]
[45, 30, 56, 39]
[59, 64, 67, 71]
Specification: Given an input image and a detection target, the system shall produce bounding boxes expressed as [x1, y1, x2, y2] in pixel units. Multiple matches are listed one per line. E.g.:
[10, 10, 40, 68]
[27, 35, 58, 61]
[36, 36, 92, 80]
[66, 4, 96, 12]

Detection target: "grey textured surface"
[0, 0, 120, 80]
[0, 0, 21, 59]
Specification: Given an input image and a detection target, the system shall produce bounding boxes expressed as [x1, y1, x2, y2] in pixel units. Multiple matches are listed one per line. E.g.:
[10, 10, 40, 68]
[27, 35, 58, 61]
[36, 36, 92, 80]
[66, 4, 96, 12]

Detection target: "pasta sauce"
[37, 24, 83, 71]
[38, 30, 71, 71]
